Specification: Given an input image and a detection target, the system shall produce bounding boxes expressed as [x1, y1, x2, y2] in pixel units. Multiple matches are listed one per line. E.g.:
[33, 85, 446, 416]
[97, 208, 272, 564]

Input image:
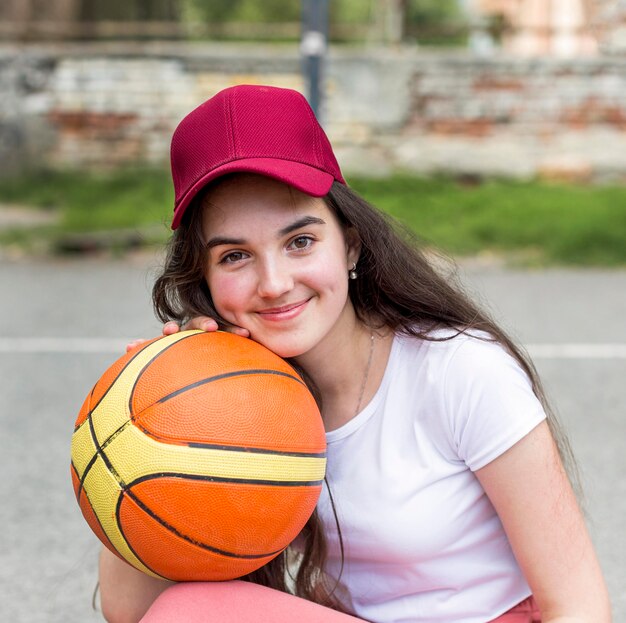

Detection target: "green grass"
[350, 175, 626, 266]
[0, 168, 174, 254]
[1, 169, 626, 265]
[0, 168, 172, 230]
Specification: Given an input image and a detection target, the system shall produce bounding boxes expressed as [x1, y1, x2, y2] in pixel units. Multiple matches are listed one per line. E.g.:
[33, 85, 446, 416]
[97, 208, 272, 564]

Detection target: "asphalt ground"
[0, 252, 624, 622]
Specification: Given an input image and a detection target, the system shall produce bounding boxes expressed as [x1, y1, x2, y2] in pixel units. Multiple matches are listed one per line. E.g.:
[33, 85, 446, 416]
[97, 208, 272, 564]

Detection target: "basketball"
[70, 330, 326, 582]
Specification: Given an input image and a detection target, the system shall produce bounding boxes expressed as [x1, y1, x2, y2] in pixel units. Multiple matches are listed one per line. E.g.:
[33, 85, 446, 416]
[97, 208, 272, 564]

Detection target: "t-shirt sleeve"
[441, 336, 547, 471]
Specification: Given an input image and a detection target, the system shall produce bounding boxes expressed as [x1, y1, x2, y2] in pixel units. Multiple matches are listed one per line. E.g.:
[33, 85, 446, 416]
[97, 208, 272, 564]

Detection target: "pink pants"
[140, 581, 540, 622]
[488, 596, 541, 622]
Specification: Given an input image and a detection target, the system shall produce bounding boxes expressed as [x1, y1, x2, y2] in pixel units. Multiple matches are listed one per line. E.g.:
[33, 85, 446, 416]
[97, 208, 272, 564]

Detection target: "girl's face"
[202, 175, 360, 359]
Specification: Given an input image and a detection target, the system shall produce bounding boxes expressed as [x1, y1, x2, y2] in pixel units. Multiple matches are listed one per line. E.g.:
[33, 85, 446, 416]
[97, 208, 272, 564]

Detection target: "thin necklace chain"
[354, 332, 375, 417]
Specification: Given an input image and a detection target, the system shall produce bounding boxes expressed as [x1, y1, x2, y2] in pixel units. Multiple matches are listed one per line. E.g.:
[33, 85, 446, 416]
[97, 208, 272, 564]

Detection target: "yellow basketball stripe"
[107, 424, 326, 485]
[78, 330, 197, 446]
[83, 455, 162, 578]
[72, 417, 98, 478]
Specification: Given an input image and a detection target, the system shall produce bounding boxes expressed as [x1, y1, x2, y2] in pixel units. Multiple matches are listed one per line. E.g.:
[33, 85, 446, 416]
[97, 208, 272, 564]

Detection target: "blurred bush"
[1, 0, 466, 45]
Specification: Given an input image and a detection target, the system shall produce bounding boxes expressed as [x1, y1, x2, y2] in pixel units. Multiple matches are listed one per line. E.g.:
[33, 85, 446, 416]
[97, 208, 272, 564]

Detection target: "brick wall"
[3, 42, 626, 181]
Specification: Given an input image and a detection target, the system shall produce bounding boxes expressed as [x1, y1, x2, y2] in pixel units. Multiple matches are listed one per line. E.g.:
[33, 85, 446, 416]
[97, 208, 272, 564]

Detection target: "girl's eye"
[289, 236, 313, 251]
[220, 251, 247, 264]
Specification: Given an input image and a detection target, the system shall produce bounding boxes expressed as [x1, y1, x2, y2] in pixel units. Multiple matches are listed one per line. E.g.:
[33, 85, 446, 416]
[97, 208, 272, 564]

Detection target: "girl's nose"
[256, 258, 294, 299]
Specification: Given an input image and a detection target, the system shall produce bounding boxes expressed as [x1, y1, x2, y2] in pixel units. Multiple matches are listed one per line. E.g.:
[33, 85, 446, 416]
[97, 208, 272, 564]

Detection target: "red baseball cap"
[170, 84, 346, 229]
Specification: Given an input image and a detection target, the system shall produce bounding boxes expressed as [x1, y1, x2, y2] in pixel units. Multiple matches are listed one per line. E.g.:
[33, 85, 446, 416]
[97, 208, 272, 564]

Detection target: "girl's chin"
[250, 335, 310, 360]
[263, 345, 307, 360]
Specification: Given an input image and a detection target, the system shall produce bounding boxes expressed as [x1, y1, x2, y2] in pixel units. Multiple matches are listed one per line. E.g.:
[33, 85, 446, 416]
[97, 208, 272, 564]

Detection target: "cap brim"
[171, 158, 335, 229]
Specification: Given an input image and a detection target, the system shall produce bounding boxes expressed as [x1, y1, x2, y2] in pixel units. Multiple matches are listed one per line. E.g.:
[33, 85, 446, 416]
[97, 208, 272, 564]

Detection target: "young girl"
[99, 84, 610, 623]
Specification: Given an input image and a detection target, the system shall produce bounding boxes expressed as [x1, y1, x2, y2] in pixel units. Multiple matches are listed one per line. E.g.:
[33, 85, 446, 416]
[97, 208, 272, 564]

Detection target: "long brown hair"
[325, 181, 578, 475]
[152, 177, 578, 612]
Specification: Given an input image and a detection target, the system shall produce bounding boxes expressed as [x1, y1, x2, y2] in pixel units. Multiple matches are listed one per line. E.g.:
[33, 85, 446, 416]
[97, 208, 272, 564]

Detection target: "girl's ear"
[344, 226, 362, 266]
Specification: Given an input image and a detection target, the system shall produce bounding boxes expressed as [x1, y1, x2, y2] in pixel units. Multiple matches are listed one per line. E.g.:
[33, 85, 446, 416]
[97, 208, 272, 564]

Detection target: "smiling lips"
[256, 299, 311, 321]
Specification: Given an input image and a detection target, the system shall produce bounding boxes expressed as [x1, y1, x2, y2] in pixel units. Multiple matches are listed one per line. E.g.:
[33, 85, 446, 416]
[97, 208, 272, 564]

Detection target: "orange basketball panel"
[70, 462, 82, 502]
[132, 374, 324, 452]
[126, 476, 322, 556]
[118, 491, 281, 581]
[130, 332, 302, 417]
[74, 390, 94, 429]
[74, 336, 161, 428]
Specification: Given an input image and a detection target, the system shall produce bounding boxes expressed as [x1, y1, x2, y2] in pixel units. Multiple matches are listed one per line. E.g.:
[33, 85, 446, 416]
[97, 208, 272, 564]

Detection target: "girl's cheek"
[209, 274, 250, 318]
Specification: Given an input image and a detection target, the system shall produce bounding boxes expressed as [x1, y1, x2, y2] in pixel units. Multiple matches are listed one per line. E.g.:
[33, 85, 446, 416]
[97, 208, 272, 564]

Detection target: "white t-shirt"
[316, 330, 547, 623]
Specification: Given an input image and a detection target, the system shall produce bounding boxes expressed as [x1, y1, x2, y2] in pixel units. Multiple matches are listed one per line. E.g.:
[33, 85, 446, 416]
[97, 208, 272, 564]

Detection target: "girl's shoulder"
[394, 326, 507, 369]
[392, 327, 545, 472]
[392, 326, 535, 407]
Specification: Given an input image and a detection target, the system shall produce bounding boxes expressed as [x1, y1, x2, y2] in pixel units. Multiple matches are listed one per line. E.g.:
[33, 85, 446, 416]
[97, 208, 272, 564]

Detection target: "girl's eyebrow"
[278, 216, 326, 236]
[205, 236, 245, 250]
[206, 216, 326, 250]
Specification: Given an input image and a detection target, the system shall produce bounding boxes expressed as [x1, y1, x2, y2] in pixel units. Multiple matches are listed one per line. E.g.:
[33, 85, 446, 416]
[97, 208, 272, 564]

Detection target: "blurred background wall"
[2, 0, 626, 181]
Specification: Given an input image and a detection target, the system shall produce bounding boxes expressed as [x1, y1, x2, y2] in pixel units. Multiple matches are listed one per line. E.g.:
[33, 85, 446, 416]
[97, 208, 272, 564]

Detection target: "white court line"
[0, 337, 130, 353]
[526, 343, 626, 359]
[0, 338, 626, 359]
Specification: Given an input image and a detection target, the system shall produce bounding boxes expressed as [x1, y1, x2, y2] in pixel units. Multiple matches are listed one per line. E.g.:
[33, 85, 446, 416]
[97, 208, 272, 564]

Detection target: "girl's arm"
[475, 420, 611, 622]
[99, 547, 173, 623]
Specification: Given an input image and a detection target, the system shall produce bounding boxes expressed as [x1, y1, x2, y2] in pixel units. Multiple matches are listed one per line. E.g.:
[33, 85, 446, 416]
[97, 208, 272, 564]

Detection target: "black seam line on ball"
[156, 369, 305, 404]
[115, 494, 169, 580]
[75, 333, 198, 497]
[76, 335, 166, 434]
[71, 461, 84, 501]
[129, 332, 200, 418]
[76, 418, 130, 538]
[96, 421, 326, 461]
[119, 487, 285, 560]
[76, 453, 97, 500]
[78, 477, 121, 554]
[186, 442, 326, 459]
[77, 419, 131, 498]
[127, 473, 325, 488]
[88, 415, 126, 488]
[74, 383, 97, 433]
[76, 420, 102, 498]
[76, 332, 197, 494]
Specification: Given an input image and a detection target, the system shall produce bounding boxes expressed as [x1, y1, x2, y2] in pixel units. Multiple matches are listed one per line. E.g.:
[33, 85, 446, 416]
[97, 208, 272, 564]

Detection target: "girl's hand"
[125, 317, 250, 353]
[165, 316, 251, 338]
[125, 338, 150, 353]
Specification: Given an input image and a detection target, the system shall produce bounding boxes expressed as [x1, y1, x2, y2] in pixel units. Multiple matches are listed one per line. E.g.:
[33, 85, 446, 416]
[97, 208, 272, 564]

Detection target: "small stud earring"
[349, 262, 358, 280]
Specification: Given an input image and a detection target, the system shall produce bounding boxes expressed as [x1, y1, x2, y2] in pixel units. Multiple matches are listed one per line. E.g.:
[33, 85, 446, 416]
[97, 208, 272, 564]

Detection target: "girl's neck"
[294, 314, 393, 431]
[296, 319, 368, 392]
